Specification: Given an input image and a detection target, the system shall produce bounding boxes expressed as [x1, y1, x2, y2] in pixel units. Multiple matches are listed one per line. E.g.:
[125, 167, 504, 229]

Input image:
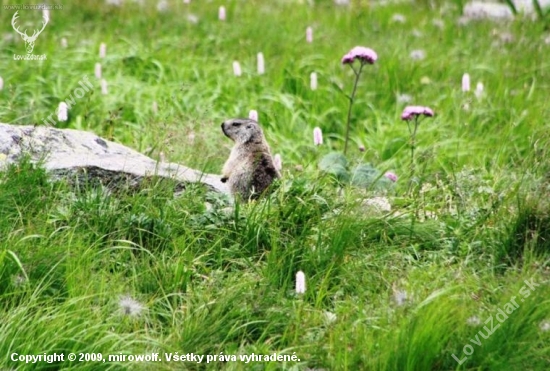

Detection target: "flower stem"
[344, 63, 364, 155]
[408, 116, 420, 192]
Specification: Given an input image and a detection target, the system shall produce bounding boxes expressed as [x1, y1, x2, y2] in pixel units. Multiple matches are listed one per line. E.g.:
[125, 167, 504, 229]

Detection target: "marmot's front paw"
[221, 176, 228, 183]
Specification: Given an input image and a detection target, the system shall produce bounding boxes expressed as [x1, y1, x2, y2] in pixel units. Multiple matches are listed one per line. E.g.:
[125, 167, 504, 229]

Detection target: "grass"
[1, 0, 550, 370]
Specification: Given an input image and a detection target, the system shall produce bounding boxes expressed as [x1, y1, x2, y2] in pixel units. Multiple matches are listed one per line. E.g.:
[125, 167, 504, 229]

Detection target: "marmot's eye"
[232, 122, 241, 127]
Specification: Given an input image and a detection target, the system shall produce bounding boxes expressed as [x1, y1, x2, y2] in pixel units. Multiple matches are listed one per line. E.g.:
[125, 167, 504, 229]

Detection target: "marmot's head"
[221, 118, 266, 146]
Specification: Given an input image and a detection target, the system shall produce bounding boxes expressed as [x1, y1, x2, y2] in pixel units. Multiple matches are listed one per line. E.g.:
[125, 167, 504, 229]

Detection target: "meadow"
[1, 0, 550, 370]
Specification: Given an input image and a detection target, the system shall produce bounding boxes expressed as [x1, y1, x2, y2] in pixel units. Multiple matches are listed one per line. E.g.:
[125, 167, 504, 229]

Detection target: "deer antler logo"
[11, 11, 49, 54]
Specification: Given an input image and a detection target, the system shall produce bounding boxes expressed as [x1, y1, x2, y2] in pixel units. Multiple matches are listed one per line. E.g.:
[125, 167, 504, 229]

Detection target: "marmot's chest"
[230, 144, 265, 161]
[228, 151, 279, 199]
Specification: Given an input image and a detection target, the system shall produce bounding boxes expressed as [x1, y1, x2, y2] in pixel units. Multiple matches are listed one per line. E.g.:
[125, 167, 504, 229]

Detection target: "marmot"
[221, 118, 281, 200]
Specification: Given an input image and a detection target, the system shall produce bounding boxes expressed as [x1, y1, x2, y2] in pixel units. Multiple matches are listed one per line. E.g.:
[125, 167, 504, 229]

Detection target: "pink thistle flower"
[385, 172, 398, 182]
[313, 127, 323, 146]
[248, 110, 258, 122]
[306, 26, 313, 43]
[341, 46, 377, 65]
[401, 106, 434, 121]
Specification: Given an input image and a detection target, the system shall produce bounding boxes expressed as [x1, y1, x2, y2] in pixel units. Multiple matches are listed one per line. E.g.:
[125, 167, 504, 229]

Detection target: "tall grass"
[1, 0, 550, 370]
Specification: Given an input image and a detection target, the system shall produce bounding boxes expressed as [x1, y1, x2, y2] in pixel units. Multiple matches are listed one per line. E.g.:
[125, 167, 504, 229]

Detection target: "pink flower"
[462, 73, 470, 92]
[273, 154, 282, 171]
[257, 52, 265, 75]
[401, 106, 434, 121]
[341, 46, 377, 65]
[313, 127, 323, 145]
[218, 6, 226, 21]
[306, 27, 313, 43]
[100, 79, 108, 95]
[475, 82, 484, 99]
[410, 49, 425, 61]
[248, 109, 258, 122]
[296, 271, 306, 294]
[94, 63, 102, 79]
[310, 72, 318, 90]
[99, 42, 106, 58]
[57, 102, 68, 122]
[385, 172, 398, 182]
[232, 61, 242, 77]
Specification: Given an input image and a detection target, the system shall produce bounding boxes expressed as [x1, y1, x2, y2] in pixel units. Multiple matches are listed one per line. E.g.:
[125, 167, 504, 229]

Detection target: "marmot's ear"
[246, 124, 252, 129]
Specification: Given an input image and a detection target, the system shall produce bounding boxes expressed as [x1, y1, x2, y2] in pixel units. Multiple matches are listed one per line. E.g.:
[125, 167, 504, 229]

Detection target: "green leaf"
[351, 163, 394, 190]
[533, 0, 544, 19]
[382, 138, 407, 160]
[503, 0, 518, 14]
[329, 77, 346, 97]
[350, 163, 379, 188]
[532, 0, 544, 20]
[319, 152, 349, 181]
[319, 152, 348, 170]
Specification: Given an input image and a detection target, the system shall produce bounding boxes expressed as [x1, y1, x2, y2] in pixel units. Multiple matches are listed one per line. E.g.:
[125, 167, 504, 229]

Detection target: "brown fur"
[221, 118, 280, 200]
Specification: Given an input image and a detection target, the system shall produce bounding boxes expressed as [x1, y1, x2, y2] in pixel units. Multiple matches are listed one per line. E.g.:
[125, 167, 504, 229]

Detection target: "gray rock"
[463, 0, 550, 21]
[463, 2, 514, 20]
[513, 0, 550, 12]
[0, 123, 229, 195]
